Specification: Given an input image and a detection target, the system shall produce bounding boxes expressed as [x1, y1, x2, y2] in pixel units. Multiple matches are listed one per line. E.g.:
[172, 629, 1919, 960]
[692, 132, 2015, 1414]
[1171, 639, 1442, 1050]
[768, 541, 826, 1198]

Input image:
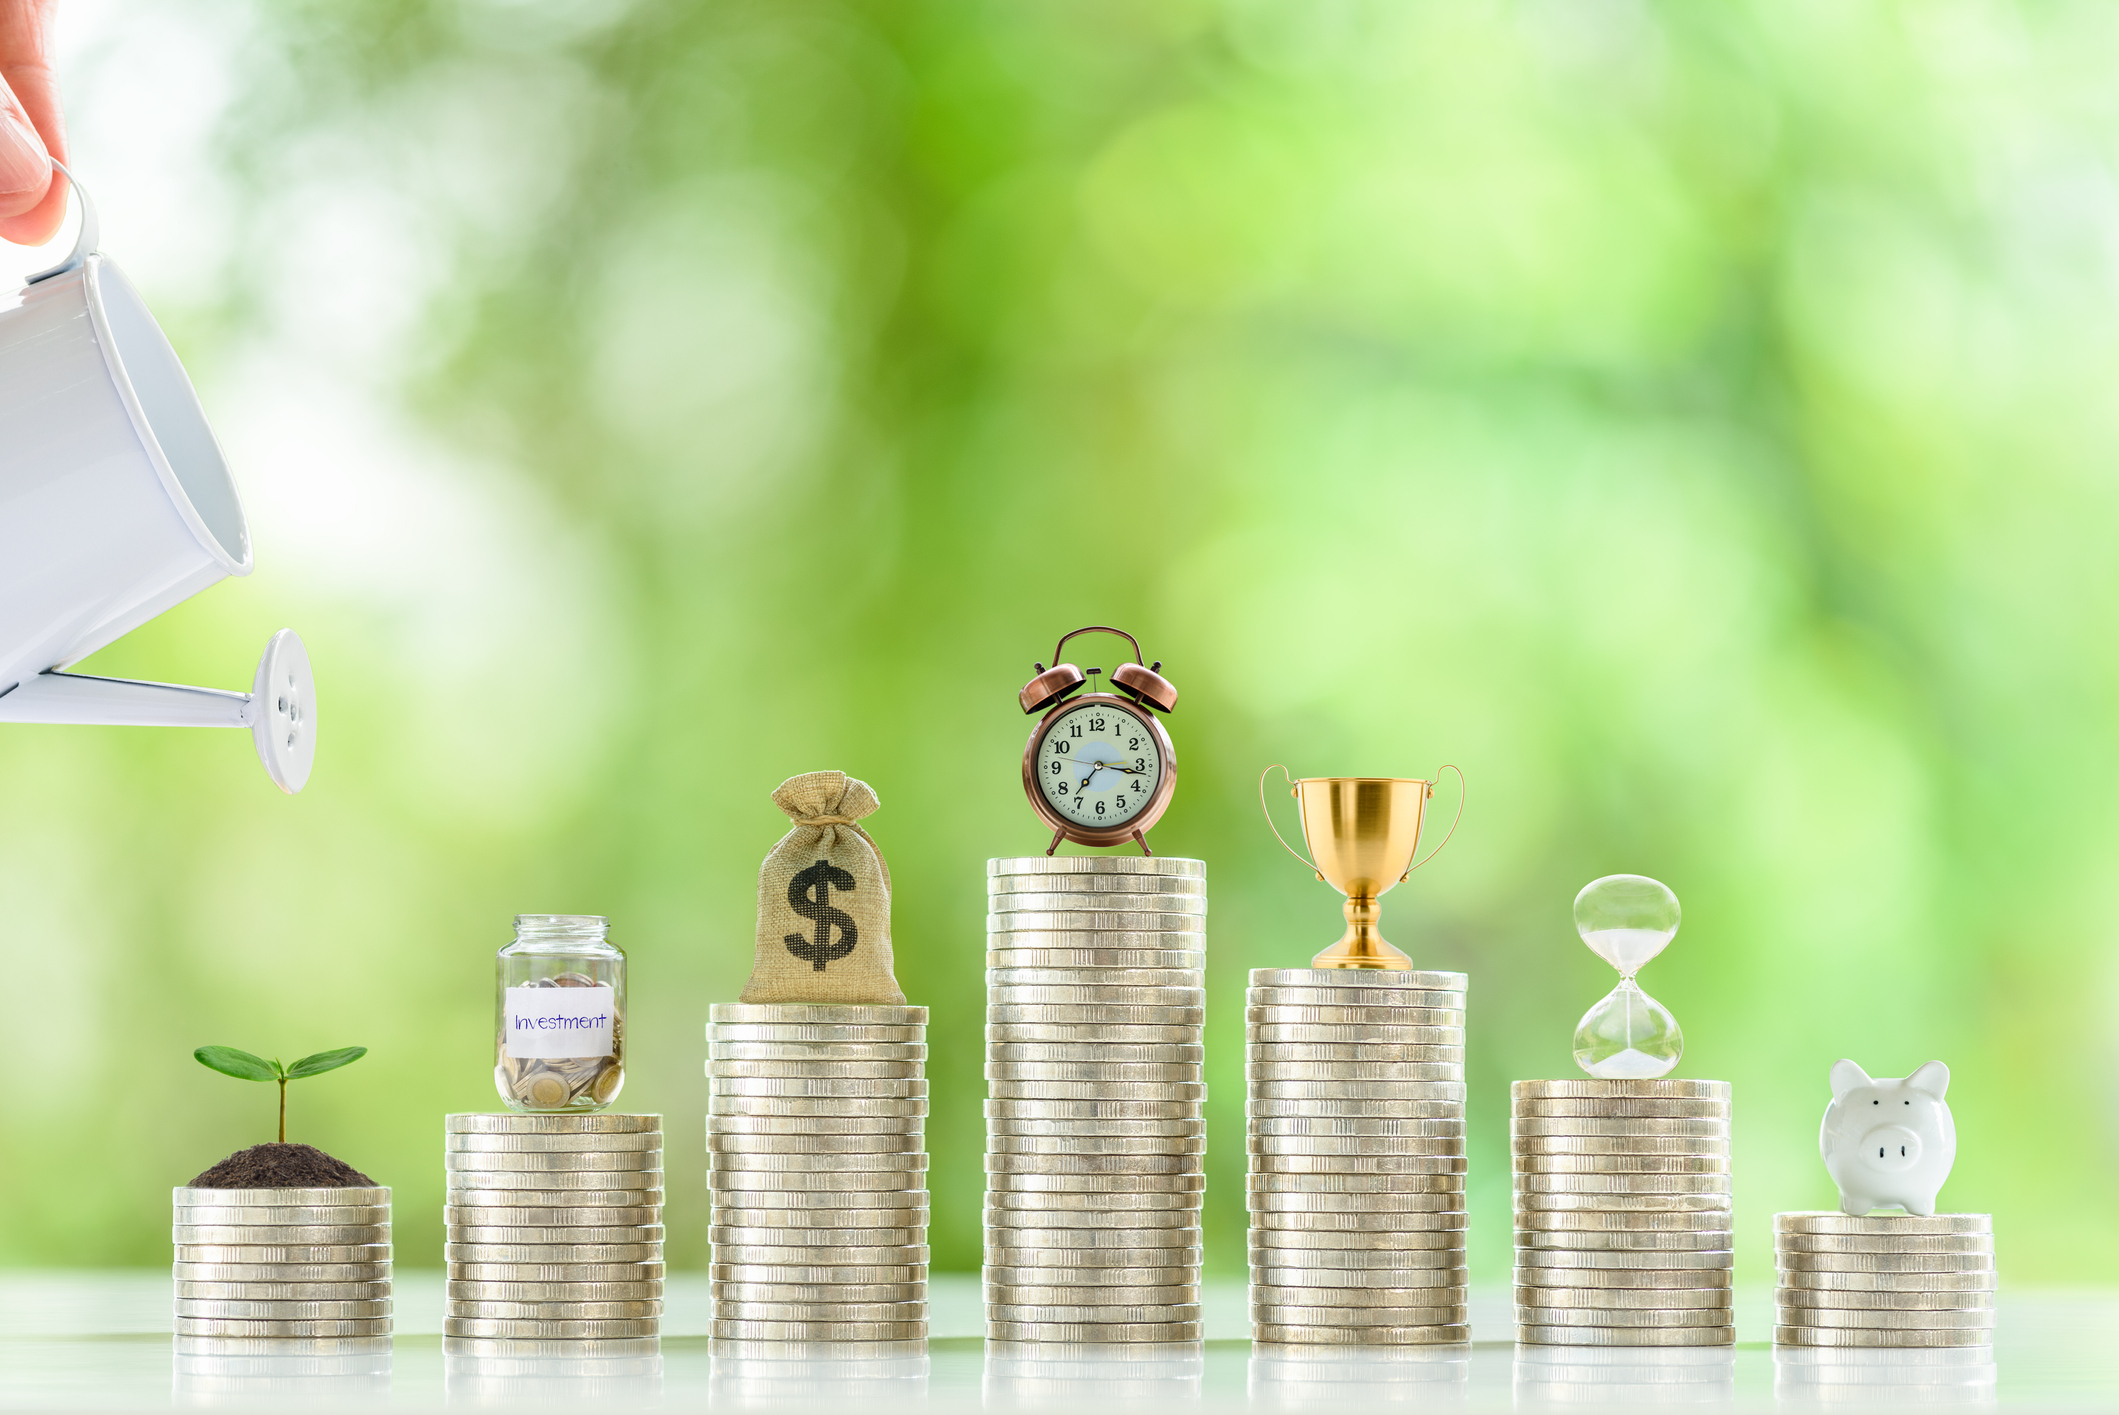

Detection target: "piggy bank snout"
[1859, 1124, 1924, 1172]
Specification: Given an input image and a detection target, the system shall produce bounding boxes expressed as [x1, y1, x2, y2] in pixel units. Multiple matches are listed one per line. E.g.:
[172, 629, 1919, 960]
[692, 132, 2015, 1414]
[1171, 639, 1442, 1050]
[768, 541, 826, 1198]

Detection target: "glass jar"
[494, 914, 625, 1112]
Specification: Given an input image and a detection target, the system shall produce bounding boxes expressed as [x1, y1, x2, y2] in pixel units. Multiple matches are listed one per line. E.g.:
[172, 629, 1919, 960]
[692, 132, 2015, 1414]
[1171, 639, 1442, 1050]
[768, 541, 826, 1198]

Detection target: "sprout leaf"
[286, 1046, 368, 1079]
[195, 1046, 279, 1082]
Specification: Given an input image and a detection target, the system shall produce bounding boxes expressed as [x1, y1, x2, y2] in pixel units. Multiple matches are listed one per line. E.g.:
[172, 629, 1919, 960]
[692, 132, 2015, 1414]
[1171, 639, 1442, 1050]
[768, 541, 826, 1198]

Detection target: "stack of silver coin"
[1511, 1078, 1734, 1347]
[173, 1186, 392, 1339]
[1775, 1212, 1996, 1348]
[444, 1113, 664, 1341]
[1246, 968, 1468, 1345]
[984, 855, 1207, 1344]
[707, 1002, 930, 1343]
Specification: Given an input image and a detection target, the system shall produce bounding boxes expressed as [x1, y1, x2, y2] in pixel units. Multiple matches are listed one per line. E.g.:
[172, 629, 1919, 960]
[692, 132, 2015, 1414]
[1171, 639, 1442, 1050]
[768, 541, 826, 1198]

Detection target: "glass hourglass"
[1571, 874, 1684, 1078]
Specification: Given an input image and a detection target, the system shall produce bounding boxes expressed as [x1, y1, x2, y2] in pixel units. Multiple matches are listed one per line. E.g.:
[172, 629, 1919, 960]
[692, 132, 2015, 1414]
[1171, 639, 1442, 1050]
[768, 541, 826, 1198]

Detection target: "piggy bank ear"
[1829, 1059, 1872, 1099]
[1907, 1060, 1950, 1099]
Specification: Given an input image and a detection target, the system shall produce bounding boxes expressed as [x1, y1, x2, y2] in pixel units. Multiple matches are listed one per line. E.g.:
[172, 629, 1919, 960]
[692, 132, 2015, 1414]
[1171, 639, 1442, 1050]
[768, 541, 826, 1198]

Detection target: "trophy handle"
[1402, 764, 1466, 879]
[1259, 764, 1325, 882]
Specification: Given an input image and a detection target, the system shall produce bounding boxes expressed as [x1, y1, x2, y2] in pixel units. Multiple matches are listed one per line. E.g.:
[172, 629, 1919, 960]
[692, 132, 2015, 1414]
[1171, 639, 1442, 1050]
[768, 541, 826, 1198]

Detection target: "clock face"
[1033, 699, 1165, 830]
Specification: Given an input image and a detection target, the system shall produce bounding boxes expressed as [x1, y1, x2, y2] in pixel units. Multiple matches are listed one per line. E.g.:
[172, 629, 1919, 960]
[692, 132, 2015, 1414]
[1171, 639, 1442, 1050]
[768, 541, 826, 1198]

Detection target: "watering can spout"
[0, 629, 316, 793]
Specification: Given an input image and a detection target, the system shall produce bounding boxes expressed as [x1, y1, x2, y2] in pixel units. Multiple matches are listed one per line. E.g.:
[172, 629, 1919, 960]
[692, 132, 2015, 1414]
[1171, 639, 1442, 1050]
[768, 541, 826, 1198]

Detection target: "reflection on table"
[709, 1340, 928, 1409]
[1247, 1343, 1470, 1408]
[171, 1336, 391, 1408]
[1774, 1345, 1998, 1408]
[983, 1341, 1204, 1409]
[443, 1337, 662, 1407]
[1512, 1343, 1736, 1406]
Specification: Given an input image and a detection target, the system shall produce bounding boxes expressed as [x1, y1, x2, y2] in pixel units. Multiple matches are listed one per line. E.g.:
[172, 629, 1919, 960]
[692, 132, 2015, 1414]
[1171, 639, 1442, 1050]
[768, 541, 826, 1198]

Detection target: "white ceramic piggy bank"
[1820, 1059, 1955, 1217]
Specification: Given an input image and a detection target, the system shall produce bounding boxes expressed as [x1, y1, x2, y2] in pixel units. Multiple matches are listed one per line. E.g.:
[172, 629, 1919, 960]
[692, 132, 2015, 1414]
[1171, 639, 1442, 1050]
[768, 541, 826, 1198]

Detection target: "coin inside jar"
[496, 917, 626, 1113]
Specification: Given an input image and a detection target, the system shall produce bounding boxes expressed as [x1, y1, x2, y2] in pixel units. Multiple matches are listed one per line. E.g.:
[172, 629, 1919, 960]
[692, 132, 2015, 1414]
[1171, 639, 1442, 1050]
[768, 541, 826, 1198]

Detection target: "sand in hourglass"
[1572, 885, 1683, 1080]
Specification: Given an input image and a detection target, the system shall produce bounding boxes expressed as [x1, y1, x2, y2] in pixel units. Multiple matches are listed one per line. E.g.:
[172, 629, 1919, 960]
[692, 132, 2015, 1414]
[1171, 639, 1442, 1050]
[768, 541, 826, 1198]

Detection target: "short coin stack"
[1511, 1078, 1733, 1347]
[984, 855, 1207, 1344]
[172, 1186, 392, 1339]
[444, 1113, 664, 1341]
[1774, 1212, 1996, 1348]
[707, 1002, 930, 1343]
[1246, 968, 1469, 1345]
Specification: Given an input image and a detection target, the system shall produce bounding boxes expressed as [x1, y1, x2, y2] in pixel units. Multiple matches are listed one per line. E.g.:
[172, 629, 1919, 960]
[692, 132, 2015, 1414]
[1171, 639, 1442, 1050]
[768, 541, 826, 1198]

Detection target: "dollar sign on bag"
[784, 858, 858, 971]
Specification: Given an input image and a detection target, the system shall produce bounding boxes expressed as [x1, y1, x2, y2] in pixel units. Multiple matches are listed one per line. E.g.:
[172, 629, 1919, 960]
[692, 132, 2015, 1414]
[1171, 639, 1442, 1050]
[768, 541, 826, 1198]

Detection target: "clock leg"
[1132, 829, 1154, 857]
[1045, 827, 1065, 857]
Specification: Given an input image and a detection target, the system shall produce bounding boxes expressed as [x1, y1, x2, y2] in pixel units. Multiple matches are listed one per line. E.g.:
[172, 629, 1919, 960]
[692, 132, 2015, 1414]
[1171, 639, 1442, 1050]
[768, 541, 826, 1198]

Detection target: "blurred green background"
[1, 0, 2107, 1285]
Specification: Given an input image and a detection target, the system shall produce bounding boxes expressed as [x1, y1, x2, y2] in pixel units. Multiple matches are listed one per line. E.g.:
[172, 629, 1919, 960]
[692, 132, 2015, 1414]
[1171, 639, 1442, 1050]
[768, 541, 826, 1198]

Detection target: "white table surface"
[0, 1272, 2096, 1409]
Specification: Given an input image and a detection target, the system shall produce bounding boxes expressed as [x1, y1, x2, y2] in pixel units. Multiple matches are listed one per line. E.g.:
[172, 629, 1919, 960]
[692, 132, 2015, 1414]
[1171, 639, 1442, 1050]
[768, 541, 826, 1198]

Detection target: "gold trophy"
[1260, 767, 1465, 969]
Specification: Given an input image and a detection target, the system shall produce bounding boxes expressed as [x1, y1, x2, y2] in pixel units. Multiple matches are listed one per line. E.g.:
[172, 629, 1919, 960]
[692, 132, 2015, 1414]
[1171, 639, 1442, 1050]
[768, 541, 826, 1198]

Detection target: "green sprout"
[194, 1045, 367, 1144]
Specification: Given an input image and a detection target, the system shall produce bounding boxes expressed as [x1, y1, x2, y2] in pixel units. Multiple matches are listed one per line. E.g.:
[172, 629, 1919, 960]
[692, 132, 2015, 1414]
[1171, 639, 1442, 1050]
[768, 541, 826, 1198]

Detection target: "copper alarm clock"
[1018, 625, 1179, 855]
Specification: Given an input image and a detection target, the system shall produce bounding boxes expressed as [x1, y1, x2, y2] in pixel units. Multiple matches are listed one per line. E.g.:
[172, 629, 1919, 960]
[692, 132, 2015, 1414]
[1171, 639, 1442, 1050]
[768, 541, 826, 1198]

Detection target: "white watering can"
[0, 168, 314, 793]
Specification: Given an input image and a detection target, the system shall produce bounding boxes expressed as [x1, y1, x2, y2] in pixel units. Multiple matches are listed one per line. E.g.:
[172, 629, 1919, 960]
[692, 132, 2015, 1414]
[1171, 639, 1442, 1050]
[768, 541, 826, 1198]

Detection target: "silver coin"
[988, 1304, 1203, 1327]
[990, 1136, 1205, 1158]
[449, 1132, 664, 1153]
[985, 1320, 1201, 1343]
[709, 1059, 924, 1080]
[1515, 1248, 1731, 1270]
[1513, 1265, 1730, 1289]
[1513, 1173, 1727, 1195]
[1245, 1006, 1463, 1027]
[1510, 1285, 1731, 1312]
[1517, 1324, 1732, 1347]
[1250, 1228, 1457, 1252]
[443, 1243, 661, 1264]
[988, 1064, 1203, 1087]
[1777, 1233, 1994, 1255]
[174, 1317, 392, 1337]
[1247, 1191, 1462, 1215]
[1249, 1136, 1461, 1158]
[707, 1186, 926, 1209]
[175, 1281, 391, 1301]
[989, 1041, 1204, 1063]
[987, 1024, 1200, 1046]
[709, 1115, 924, 1137]
[172, 1224, 388, 1245]
[1249, 1046, 1465, 1068]
[1777, 1253, 1994, 1274]
[175, 1298, 390, 1319]
[993, 1288, 1201, 1313]
[1774, 1211, 1992, 1236]
[709, 1133, 923, 1155]
[1250, 1303, 1467, 1328]
[1776, 1270, 1995, 1294]
[449, 1169, 665, 1190]
[1513, 1132, 1730, 1154]
[173, 1261, 389, 1283]
[448, 1226, 664, 1246]
[983, 1266, 1195, 1290]
[712, 1205, 926, 1228]
[449, 1280, 663, 1301]
[1777, 1288, 1996, 1312]
[1515, 1210, 1732, 1233]
[714, 1301, 927, 1323]
[988, 1247, 1202, 1271]
[1248, 969, 1465, 991]
[447, 1114, 660, 1134]
[1246, 1245, 1463, 1272]
[710, 1043, 928, 1066]
[1248, 1063, 1463, 1083]
[991, 911, 1206, 934]
[710, 1319, 926, 1341]
[985, 1226, 1202, 1250]
[987, 947, 1206, 968]
[989, 972, 1205, 995]
[451, 1300, 662, 1320]
[709, 1077, 927, 1097]
[712, 1279, 923, 1301]
[709, 1170, 928, 1194]
[1516, 1229, 1734, 1255]
[173, 1186, 390, 1206]
[986, 1099, 1203, 1121]
[987, 1191, 1201, 1215]
[1514, 1155, 1730, 1175]
[709, 1004, 928, 1025]
[1250, 1081, 1464, 1101]
[989, 1083, 1208, 1103]
[991, 886, 1208, 909]
[989, 1004, 1204, 1026]
[1772, 1326, 1991, 1348]
[1249, 1023, 1463, 1044]
[989, 986, 1204, 1006]
[989, 854, 1204, 877]
[987, 1153, 1201, 1175]
[175, 1244, 390, 1265]
[1513, 1099, 1730, 1120]
[709, 1262, 925, 1285]
[1247, 1173, 1463, 1195]
[714, 1225, 926, 1248]
[713, 1243, 930, 1266]
[1251, 1323, 1469, 1346]
[448, 1150, 663, 1172]
[708, 1022, 925, 1042]
[1513, 1305, 1734, 1329]
[170, 1206, 392, 1229]
[1250, 1156, 1467, 1176]
[1250, 1210, 1466, 1234]
[1513, 1080, 1730, 1101]
[709, 1150, 928, 1172]
[446, 1187, 660, 1208]
[1245, 1100, 1463, 1122]
[710, 1096, 928, 1118]
[1247, 989, 1464, 1011]
[1250, 1264, 1467, 1289]
[988, 1117, 1204, 1138]
[989, 866, 1205, 889]
[1516, 1191, 1731, 1214]
[1510, 1117, 1730, 1139]
[449, 1262, 665, 1282]
[445, 1317, 659, 1339]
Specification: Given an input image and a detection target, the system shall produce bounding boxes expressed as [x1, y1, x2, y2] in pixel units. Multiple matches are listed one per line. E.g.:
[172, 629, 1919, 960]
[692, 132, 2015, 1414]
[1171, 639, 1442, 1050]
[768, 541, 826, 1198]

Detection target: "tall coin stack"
[1511, 1079, 1734, 1347]
[984, 855, 1207, 1344]
[706, 1002, 930, 1343]
[1774, 1212, 1996, 1348]
[1246, 969, 1469, 1345]
[173, 1186, 392, 1339]
[444, 1113, 665, 1341]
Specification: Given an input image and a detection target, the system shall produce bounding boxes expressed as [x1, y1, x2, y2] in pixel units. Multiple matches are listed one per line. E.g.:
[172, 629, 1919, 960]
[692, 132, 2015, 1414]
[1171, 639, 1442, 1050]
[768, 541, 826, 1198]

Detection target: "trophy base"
[1310, 935, 1413, 971]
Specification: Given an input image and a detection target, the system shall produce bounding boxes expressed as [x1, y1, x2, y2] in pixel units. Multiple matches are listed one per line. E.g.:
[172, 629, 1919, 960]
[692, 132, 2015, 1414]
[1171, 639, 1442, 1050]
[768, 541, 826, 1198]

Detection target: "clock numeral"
[1129, 738, 1139, 750]
[1068, 724, 1082, 738]
[1090, 717, 1106, 732]
[1055, 740, 1070, 754]
[1135, 758, 1145, 771]
[1095, 800, 1106, 817]
[1049, 761, 1062, 775]
[1055, 780, 1069, 795]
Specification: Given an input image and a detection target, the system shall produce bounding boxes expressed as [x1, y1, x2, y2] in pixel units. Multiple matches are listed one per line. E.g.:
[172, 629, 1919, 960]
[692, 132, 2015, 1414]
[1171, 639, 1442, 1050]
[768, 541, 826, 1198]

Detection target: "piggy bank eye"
[1872, 1099, 1879, 1105]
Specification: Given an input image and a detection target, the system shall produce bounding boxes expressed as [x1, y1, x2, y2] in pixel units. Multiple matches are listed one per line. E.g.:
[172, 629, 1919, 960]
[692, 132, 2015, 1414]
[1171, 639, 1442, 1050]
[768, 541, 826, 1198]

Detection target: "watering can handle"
[26, 161, 98, 285]
[1259, 765, 1325, 881]
[1402, 764, 1466, 879]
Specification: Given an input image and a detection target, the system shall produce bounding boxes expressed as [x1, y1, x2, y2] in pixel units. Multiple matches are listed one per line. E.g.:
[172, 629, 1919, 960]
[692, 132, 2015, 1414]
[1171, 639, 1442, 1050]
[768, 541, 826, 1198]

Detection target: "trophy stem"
[1311, 892, 1412, 970]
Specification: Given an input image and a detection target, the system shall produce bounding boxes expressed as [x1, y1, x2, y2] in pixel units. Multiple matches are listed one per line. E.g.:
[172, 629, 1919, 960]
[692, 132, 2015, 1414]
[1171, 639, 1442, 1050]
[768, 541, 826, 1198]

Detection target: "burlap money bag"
[740, 770, 905, 1004]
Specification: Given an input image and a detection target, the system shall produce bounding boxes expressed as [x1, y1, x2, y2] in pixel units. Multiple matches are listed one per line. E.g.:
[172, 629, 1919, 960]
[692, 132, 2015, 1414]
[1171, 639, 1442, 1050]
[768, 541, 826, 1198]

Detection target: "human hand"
[0, 0, 63, 246]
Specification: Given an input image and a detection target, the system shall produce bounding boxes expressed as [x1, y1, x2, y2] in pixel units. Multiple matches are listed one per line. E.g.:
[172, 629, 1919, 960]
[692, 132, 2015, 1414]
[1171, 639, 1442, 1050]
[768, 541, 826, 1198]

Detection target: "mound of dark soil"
[189, 1142, 376, 1188]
